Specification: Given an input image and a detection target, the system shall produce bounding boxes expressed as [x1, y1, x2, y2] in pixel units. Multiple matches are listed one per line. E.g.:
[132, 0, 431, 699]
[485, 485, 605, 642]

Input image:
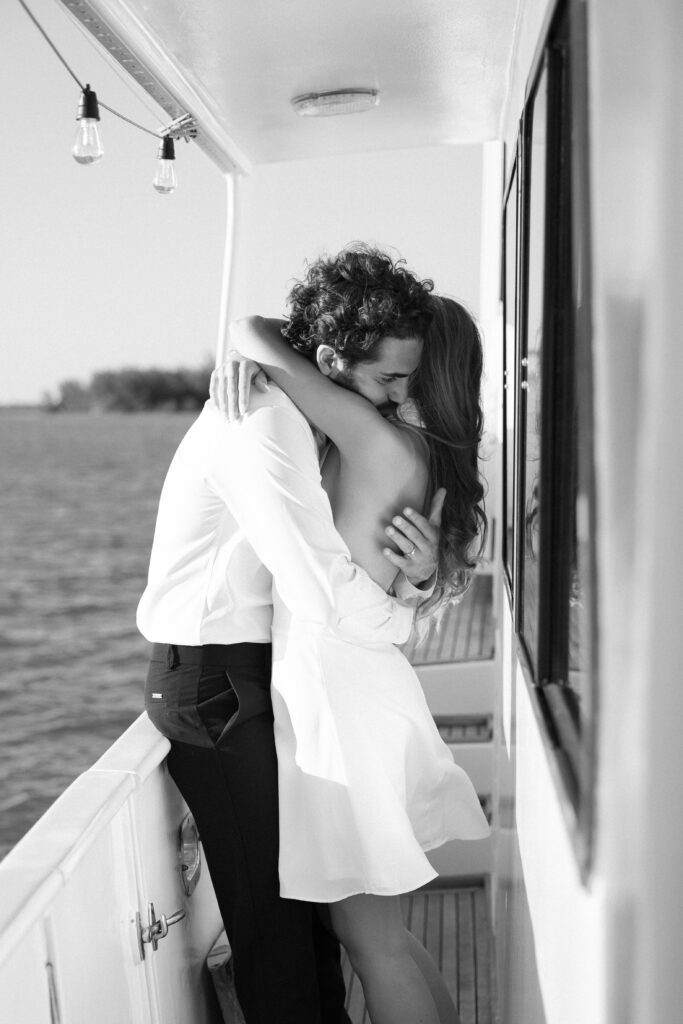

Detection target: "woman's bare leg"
[329, 893, 440, 1024]
[405, 930, 460, 1024]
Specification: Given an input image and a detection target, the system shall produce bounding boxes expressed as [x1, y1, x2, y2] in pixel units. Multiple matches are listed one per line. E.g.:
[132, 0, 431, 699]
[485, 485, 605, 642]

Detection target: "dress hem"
[278, 827, 490, 903]
[280, 865, 438, 903]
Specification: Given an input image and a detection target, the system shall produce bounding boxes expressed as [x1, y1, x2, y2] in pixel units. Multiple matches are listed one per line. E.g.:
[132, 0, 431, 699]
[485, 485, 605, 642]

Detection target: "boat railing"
[0, 713, 223, 1023]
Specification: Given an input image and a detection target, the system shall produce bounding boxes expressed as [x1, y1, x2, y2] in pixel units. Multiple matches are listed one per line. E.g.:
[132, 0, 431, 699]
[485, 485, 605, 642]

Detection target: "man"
[137, 247, 442, 1024]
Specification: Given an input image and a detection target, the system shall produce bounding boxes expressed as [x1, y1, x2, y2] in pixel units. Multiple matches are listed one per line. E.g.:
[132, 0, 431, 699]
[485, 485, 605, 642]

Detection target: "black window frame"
[501, 0, 598, 879]
[517, 55, 549, 678]
[502, 152, 519, 600]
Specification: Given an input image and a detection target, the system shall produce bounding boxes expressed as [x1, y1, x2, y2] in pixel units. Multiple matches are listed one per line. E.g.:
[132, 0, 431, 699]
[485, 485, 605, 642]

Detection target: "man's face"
[329, 335, 423, 415]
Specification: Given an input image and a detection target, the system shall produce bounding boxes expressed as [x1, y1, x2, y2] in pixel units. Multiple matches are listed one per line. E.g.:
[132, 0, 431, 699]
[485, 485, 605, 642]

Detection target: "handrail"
[0, 714, 169, 966]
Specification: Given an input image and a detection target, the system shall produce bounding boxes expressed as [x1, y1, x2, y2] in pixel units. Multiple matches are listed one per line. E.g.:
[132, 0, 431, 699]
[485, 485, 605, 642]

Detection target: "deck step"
[435, 714, 494, 744]
[402, 574, 496, 665]
[342, 880, 494, 1024]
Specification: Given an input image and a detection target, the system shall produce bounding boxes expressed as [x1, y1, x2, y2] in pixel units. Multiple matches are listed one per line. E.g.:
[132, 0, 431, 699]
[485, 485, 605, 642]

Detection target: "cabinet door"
[133, 765, 223, 1023]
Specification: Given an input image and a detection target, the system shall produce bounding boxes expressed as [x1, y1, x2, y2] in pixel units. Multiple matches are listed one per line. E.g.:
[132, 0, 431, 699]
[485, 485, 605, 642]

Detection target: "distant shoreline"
[0, 404, 201, 414]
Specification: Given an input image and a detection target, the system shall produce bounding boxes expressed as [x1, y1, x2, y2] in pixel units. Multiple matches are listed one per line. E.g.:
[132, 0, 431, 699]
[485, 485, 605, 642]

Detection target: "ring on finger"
[407, 544, 416, 556]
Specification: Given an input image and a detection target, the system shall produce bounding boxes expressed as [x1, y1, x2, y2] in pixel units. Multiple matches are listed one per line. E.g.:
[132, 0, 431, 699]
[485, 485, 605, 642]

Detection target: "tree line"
[43, 363, 214, 412]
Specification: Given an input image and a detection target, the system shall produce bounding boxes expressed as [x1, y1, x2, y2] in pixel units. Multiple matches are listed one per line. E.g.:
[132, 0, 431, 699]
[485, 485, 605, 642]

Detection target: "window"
[501, 0, 598, 876]
[518, 61, 548, 678]
[502, 161, 518, 594]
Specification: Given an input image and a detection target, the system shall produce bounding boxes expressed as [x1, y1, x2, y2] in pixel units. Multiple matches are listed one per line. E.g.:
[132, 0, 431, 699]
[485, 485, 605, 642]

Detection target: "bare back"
[320, 422, 430, 592]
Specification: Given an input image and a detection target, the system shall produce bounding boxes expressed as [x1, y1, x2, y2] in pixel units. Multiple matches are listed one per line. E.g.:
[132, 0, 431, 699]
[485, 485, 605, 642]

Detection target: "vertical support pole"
[479, 140, 505, 446]
[215, 172, 240, 367]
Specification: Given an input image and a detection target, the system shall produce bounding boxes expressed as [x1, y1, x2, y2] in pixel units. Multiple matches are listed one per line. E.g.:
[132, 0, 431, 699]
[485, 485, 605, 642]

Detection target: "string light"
[152, 136, 177, 195]
[17, 0, 198, 195]
[72, 84, 103, 164]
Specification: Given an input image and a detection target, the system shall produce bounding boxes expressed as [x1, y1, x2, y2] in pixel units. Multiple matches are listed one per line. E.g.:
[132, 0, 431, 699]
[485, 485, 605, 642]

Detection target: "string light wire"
[16, 0, 176, 140]
[16, 0, 84, 91]
[63, 1, 166, 127]
[98, 100, 161, 139]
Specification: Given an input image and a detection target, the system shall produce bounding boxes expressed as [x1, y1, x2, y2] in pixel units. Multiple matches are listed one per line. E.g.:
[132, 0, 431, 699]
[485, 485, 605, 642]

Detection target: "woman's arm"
[213, 316, 440, 592]
[226, 316, 385, 452]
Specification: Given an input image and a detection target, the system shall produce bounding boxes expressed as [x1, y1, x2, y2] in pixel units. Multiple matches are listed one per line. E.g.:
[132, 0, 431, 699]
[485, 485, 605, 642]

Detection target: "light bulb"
[72, 85, 103, 165]
[153, 159, 177, 195]
[153, 136, 177, 195]
[72, 119, 104, 164]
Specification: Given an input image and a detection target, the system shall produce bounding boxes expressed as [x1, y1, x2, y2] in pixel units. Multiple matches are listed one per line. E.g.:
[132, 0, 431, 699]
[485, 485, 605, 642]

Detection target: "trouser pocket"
[144, 651, 271, 749]
[144, 660, 228, 748]
[196, 667, 240, 744]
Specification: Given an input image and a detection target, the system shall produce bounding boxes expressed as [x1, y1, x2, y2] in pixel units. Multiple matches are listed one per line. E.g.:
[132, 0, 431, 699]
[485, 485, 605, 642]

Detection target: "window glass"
[506, 0, 598, 876]
[503, 167, 518, 591]
[568, 489, 590, 717]
[567, 199, 595, 743]
[519, 65, 548, 675]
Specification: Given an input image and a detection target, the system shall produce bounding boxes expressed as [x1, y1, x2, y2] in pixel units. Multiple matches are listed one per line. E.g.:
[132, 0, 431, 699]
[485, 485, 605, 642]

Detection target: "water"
[0, 410, 196, 858]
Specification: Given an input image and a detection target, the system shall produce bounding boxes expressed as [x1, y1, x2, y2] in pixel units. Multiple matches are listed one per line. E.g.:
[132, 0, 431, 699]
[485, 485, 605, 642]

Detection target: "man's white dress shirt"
[137, 389, 416, 647]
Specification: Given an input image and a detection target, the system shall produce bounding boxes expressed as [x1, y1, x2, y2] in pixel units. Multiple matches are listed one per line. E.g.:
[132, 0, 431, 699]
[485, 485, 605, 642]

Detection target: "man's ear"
[316, 344, 337, 377]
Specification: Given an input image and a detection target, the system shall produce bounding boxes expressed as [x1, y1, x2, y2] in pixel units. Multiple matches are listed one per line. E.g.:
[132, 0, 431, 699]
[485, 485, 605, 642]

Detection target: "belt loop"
[167, 644, 180, 670]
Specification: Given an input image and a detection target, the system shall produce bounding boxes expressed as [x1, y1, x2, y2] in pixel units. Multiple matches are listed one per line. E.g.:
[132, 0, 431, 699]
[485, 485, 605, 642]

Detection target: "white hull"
[0, 715, 222, 1024]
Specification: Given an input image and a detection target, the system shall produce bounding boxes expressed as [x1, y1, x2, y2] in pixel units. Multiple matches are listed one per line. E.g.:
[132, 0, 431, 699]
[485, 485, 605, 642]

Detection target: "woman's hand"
[383, 488, 446, 586]
[209, 350, 269, 422]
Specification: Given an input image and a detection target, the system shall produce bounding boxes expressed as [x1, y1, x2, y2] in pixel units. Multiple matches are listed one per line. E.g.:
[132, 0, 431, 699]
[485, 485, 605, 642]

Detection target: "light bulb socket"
[157, 136, 176, 160]
[77, 84, 100, 121]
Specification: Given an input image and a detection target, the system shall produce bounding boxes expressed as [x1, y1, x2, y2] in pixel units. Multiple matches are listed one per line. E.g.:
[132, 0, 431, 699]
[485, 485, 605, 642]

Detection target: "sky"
[1, 0, 487, 407]
[1, 0, 226, 405]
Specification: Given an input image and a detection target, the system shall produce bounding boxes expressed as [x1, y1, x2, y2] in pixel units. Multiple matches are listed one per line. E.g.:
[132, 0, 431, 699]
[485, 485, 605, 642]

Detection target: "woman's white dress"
[271, 599, 490, 903]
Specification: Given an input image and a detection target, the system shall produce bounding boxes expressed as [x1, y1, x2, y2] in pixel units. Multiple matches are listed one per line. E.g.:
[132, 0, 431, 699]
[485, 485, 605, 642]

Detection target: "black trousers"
[144, 642, 351, 1024]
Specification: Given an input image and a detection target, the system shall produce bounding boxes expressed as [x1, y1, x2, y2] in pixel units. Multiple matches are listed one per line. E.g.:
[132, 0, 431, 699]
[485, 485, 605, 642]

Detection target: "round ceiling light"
[292, 89, 380, 117]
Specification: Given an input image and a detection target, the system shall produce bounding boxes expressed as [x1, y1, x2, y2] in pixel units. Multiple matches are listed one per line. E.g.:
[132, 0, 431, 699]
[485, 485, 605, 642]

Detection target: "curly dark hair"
[282, 245, 434, 365]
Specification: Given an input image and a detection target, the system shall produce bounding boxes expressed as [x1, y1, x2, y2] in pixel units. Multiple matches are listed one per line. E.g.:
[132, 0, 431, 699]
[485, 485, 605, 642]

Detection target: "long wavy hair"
[402, 295, 488, 604]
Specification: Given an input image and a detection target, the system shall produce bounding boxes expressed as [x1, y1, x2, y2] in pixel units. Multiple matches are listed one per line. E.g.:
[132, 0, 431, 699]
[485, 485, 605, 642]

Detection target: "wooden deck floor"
[342, 882, 494, 1024]
[401, 574, 495, 666]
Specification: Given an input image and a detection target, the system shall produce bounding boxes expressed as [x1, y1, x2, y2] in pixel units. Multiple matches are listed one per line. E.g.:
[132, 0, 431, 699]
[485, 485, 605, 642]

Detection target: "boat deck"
[342, 881, 495, 1024]
[402, 575, 495, 666]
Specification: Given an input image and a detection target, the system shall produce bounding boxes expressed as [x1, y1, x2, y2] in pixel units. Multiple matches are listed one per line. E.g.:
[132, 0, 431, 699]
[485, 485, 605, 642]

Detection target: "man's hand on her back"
[209, 350, 270, 422]
[383, 488, 446, 586]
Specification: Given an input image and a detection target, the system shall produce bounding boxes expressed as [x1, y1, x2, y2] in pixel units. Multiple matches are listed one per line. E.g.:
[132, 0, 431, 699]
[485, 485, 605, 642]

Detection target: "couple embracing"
[138, 245, 490, 1024]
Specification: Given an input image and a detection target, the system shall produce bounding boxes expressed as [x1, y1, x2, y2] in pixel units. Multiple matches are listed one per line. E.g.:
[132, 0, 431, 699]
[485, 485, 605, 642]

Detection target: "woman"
[213, 258, 490, 1024]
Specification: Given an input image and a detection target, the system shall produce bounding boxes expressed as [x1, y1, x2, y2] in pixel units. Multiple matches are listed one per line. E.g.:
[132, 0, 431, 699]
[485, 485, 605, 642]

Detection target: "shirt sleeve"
[393, 570, 437, 603]
[206, 402, 414, 645]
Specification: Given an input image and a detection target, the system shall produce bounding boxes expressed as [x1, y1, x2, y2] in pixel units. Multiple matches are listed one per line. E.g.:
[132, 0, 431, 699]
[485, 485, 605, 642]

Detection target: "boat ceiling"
[59, 0, 518, 173]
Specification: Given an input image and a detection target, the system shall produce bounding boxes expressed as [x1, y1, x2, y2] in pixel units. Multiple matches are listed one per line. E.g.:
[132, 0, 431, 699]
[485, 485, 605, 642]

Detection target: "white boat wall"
[3, 0, 683, 1022]
[484, 1, 683, 1022]
[0, 715, 223, 1023]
